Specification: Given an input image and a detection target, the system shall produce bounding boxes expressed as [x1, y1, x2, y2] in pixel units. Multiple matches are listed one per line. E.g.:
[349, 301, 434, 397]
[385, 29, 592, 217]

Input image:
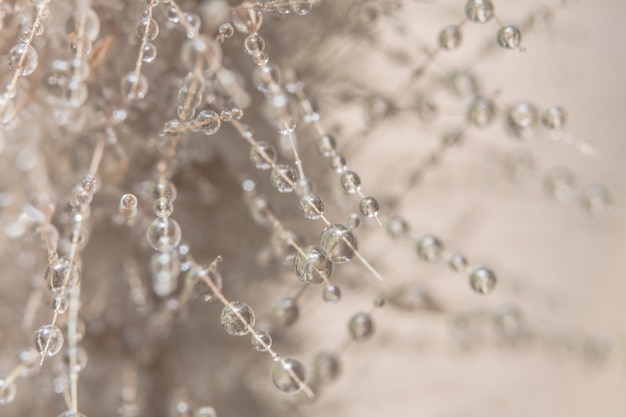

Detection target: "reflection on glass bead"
[142, 42, 157, 63]
[320, 224, 357, 264]
[322, 284, 341, 304]
[136, 17, 159, 41]
[152, 180, 177, 202]
[316, 134, 336, 157]
[467, 96, 495, 127]
[8, 43, 39, 76]
[0, 379, 16, 405]
[506, 101, 538, 140]
[340, 171, 361, 194]
[65, 8, 100, 42]
[439, 25, 462, 50]
[185, 266, 223, 302]
[250, 141, 276, 170]
[220, 301, 255, 336]
[146, 217, 182, 252]
[272, 297, 299, 327]
[295, 245, 333, 285]
[121, 71, 148, 100]
[541, 105, 567, 130]
[34, 324, 64, 357]
[299, 193, 324, 220]
[465, 0, 494, 23]
[359, 197, 380, 218]
[313, 351, 340, 384]
[271, 357, 307, 393]
[348, 312, 374, 341]
[469, 266, 497, 294]
[153, 197, 173, 218]
[244, 34, 265, 55]
[329, 154, 347, 173]
[195, 110, 221, 135]
[45, 257, 80, 290]
[270, 164, 298, 193]
[497, 25, 522, 49]
[251, 331, 272, 352]
[416, 235, 443, 263]
[52, 294, 69, 314]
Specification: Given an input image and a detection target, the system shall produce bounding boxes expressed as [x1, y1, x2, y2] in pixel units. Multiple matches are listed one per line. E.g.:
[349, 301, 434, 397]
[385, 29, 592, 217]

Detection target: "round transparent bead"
[219, 23, 234, 38]
[271, 358, 307, 393]
[136, 17, 159, 41]
[322, 284, 341, 304]
[340, 171, 361, 194]
[320, 224, 357, 264]
[299, 193, 324, 220]
[195, 110, 221, 135]
[349, 312, 374, 341]
[0, 379, 16, 405]
[181, 37, 222, 71]
[150, 252, 180, 297]
[448, 253, 468, 272]
[146, 217, 182, 252]
[152, 180, 177, 202]
[34, 324, 64, 357]
[465, 0, 494, 23]
[416, 235, 444, 263]
[167, 5, 179, 22]
[313, 351, 340, 384]
[65, 8, 100, 42]
[497, 25, 522, 49]
[359, 197, 380, 218]
[62, 347, 88, 373]
[231, 4, 263, 34]
[317, 134, 336, 157]
[251, 331, 272, 352]
[439, 25, 462, 50]
[46, 257, 80, 290]
[142, 42, 157, 62]
[153, 197, 173, 218]
[272, 297, 299, 327]
[8, 43, 39, 76]
[220, 301, 255, 336]
[387, 216, 410, 240]
[346, 213, 361, 230]
[270, 164, 298, 193]
[294, 246, 333, 285]
[290, 0, 312, 15]
[329, 154, 347, 173]
[195, 407, 216, 417]
[121, 71, 148, 100]
[184, 266, 222, 302]
[541, 105, 567, 130]
[469, 266, 497, 294]
[184, 13, 201, 38]
[467, 96, 495, 127]
[244, 34, 265, 55]
[249, 141, 276, 170]
[52, 294, 69, 314]
[506, 101, 538, 140]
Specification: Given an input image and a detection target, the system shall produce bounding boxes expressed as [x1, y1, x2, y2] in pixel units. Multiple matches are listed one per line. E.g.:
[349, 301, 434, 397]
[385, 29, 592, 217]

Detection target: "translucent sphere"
[465, 0, 494, 23]
[469, 266, 497, 294]
[62, 346, 88, 373]
[152, 180, 177, 202]
[185, 266, 223, 302]
[153, 197, 173, 218]
[316, 134, 336, 157]
[270, 164, 298, 193]
[448, 253, 468, 272]
[541, 105, 567, 130]
[136, 17, 159, 41]
[329, 154, 347, 173]
[249, 141, 276, 170]
[271, 358, 307, 393]
[34, 324, 64, 357]
[252, 64, 281, 94]
[251, 331, 272, 352]
[146, 217, 182, 252]
[142, 42, 157, 63]
[294, 245, 333, 285]
[340, 171, 361, 194]
[320, 224, 358, 264]
[313, 351, 340, 383]
[359, 197, 380, 218]
[506, 101, 538, 140]
[220, 301, 255, 336]
[0, 379, 16, 405]
[244, 34, 265, 55]
[65, 8, 100, 42]
[52, 294, 69, 314]
[387, 216, 410, 240]
[467, 95, 495, 127]
[348, 312, 374, 341]
[497, 25, 522, 49]
[195, 110, 221, 135]
[231, 4, 263, 34]
[121, 71, 148, 100]
[416, 235, 444, 263]
[8, 43, 39, 76]
[322, 284, 341, 304]
[299, 193, 324, 220]
[45, 257, 80, 290]
[439, 25, 462, 50]
[272, 297, 299, 327]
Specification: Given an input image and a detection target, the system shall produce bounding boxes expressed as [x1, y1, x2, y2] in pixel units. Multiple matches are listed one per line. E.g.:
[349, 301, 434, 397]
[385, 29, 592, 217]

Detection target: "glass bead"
[270, 164, 298, 193]
[252, 65, 281, 94]
[329, 154, 347, 173]
[299, 193, 324, 220]
[8, 43, 39, 76]
[506, 101, 538, 140]
[294, 246, 333, 285]
[45, 257, 80, 290]
[340, 171, 361, 194]
[167, 6, 179, 23]
[185, 266, 222, 302]
[152, 180, 177, 202]
[146, 217, 182, 252]
[313, 351, 340, 383]
[541, 105, 567, 130]
[271, 358, 307, 393]
[416, 235, 444, 263]
[142, 42, 157, 63]
[121, 71, 148, 100]
[582, 184, 611, 215]
[153, 197, 173, 218]
[359, 197, 380, 218]
[150, 252, 180, 297]
[136, 17, 159, 41]
[348, 312, 374, 341]
[387, 216, 410, 240]
[34, 324, 64, 357]
[322, 285, 341, 304]
[290, 0, 312, 15]
[448, 253, 468, 272]
[251, 331, 272, 352]
[52, 294, 69, 314]
[439, 25, 462, 50]
[220, 301, 255, 336]
[469, 266, 497, 294]
[195, 110, 221, 135]
[467, 96, 495, 127]
[65, 8, 100, 42]
[295, 178, 316, 197]
[497, 25, 522, 49]
[220, 110, 232, 122]
[465, 0, 494, 23]
[272, 298, 299, 327]
[184, 13, 201, 38]
[244, 34, 265, 55]
[320, 224, 357, 264]
[0, 379, 16, 404]
[317, 134, 336, 157]
[231, 4, 263, 34]
[346, 213, 362, 230]
[250, 141, 276, 170]
[545, 167, 575, 202]
[219, 23, 234, 38]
